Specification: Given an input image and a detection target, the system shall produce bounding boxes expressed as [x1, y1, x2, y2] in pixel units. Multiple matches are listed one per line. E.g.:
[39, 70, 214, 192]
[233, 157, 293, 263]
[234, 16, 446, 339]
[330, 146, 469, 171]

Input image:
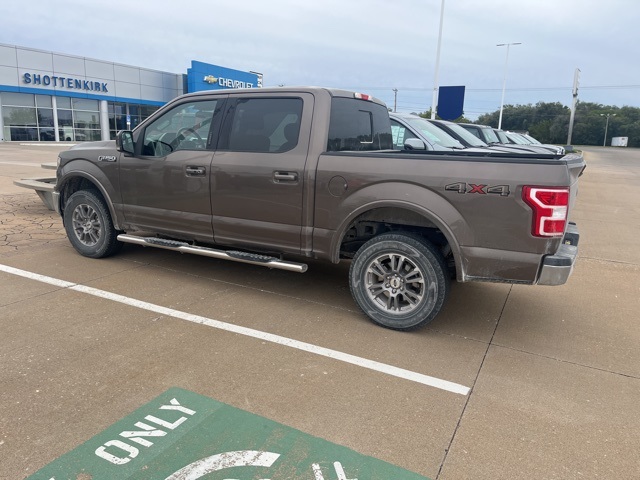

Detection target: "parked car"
[505, 131, 565, 155]
[424, 119, 528, 153]
[390, 113, 475, 151]
[458, 123, 553, 154]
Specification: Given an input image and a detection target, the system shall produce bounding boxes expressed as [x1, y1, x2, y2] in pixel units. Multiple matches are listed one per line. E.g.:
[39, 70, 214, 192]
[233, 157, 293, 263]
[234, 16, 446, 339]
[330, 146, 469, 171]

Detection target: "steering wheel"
[174, 127, 206, 149]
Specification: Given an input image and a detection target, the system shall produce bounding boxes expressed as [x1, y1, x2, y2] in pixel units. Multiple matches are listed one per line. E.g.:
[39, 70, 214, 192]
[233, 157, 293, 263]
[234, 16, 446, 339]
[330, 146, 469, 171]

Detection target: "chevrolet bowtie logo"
[203, 75, 218, 84]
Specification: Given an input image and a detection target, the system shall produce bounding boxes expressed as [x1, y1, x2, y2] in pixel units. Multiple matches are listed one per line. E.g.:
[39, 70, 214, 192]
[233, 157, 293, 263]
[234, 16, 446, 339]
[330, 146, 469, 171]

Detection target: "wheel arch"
[332, 200, 466, 281]
[58, 171, 121, 230]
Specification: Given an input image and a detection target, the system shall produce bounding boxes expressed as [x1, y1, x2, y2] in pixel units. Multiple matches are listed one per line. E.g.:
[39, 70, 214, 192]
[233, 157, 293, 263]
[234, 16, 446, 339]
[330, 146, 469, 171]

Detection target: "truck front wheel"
[63, 190, 122, 258]
[349, 232, 449, 330]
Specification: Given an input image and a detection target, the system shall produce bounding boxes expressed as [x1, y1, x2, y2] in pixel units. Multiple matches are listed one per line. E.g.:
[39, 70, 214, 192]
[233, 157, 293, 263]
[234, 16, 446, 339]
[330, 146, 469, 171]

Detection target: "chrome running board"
[117, 234, 308, 273]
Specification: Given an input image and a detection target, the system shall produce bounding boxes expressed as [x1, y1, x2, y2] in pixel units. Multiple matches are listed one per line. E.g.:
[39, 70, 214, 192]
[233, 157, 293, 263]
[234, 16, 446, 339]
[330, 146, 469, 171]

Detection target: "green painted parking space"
[29, 388, 430, 479]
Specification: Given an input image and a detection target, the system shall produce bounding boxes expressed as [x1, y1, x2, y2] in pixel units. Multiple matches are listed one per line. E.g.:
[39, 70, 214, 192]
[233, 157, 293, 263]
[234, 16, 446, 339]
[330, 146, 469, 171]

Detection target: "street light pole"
[600, 113, 616, 147]
[430, 0, 445, 119]
[497, 42, 521, 130]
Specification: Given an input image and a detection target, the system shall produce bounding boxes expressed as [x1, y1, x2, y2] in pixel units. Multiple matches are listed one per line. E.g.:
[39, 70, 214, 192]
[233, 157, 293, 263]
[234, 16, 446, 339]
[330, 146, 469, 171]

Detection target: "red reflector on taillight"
[534, 190, 569, 206]
[523, 186, 570, 237]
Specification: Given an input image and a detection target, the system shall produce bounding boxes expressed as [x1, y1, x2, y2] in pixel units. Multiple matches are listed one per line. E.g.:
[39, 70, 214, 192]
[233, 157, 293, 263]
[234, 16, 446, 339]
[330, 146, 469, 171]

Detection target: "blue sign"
[437, 86, 465, 121]
[187, 61, 260, 93]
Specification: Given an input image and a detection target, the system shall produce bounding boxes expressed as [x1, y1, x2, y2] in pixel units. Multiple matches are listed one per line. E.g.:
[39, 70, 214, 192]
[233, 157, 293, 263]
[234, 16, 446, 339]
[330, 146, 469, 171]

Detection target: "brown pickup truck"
[53, 87, 584, 330]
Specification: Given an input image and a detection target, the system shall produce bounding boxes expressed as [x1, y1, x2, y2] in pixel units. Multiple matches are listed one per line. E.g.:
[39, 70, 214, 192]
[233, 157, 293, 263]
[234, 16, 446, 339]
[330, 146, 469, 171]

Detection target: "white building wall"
[0, 43, 184, 104]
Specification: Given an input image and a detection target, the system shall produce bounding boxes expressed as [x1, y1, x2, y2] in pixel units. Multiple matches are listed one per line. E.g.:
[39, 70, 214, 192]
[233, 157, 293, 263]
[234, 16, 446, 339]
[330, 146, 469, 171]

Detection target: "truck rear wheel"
[349, 232, 449, 330]
[63, 190, 122, 258]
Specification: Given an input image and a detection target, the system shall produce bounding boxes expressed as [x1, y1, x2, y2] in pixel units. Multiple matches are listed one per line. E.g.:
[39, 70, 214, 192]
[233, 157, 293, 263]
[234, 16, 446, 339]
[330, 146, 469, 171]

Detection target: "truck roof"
[175, 86, 387, 107]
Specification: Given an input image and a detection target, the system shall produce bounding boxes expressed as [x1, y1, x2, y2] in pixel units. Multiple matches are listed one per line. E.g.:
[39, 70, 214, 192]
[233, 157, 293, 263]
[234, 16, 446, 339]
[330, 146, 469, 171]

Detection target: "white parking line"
[0, 161, 48, 167]
[0, 263, 471, 396]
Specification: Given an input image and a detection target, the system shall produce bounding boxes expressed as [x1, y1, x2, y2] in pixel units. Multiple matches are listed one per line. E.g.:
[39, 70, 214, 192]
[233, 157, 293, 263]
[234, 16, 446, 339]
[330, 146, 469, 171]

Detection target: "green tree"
[475, 101, 639, 147]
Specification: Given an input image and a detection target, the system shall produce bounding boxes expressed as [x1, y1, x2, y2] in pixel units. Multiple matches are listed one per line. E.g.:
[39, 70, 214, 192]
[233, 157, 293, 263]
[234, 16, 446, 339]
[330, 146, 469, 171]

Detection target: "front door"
[119, 98, 225, 241]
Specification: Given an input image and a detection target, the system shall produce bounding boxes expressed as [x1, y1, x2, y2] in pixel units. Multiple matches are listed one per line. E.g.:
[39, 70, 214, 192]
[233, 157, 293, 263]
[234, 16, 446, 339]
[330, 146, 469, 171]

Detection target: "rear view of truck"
[314, 99, 585, 329]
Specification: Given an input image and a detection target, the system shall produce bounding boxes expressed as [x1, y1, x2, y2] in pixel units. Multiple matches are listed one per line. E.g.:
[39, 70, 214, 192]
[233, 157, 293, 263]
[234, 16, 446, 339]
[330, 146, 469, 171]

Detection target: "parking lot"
[1, 143, 639, 479]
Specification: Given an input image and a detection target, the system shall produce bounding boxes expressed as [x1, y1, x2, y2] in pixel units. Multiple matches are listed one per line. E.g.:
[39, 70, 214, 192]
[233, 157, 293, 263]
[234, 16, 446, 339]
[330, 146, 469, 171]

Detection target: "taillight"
[523, 186, 569, 237]
[354, 93, 372, 101]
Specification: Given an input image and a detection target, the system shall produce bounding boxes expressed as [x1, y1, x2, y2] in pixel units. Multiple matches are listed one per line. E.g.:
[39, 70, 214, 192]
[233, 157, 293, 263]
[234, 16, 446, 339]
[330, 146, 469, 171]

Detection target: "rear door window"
[327, 98, 392, 151]
[218, 97, 303, 153]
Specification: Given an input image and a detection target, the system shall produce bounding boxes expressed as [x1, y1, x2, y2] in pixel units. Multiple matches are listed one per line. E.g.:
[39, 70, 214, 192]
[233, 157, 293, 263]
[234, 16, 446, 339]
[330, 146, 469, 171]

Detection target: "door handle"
[273, 171, 298, 182]
[185, 166, 206, 177]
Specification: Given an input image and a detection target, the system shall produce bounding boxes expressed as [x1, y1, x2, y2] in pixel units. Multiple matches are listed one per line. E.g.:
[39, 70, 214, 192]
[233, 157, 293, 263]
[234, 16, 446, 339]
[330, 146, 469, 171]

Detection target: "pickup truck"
[53, 87, 584, 330]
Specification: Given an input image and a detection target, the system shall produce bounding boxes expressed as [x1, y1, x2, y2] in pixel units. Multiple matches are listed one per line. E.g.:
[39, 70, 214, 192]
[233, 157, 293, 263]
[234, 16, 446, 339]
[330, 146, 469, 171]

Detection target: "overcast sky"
[1, 0, 638, 119]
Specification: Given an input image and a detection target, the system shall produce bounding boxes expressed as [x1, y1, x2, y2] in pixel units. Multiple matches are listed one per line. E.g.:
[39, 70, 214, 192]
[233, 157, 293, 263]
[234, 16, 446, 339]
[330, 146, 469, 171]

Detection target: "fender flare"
[58, 170, 122, 230]
[331, 199, 466, 280]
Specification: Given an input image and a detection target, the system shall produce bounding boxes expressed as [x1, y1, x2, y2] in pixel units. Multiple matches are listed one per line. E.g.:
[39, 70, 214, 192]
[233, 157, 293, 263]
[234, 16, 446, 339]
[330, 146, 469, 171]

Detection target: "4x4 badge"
[445, 182, 510, 196]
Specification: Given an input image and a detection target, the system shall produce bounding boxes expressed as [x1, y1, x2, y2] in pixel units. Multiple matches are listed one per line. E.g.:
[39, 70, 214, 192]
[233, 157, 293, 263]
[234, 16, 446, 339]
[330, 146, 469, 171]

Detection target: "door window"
[141, 100, 218, 156]
[327, 97, 393, 151]
[390, 119, 418, 149]
[219, 98, 303, 153]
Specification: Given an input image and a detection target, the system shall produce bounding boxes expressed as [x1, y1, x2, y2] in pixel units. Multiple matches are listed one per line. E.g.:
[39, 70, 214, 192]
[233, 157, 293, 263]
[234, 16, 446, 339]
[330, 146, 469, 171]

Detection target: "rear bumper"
[537, 222, 579, 286]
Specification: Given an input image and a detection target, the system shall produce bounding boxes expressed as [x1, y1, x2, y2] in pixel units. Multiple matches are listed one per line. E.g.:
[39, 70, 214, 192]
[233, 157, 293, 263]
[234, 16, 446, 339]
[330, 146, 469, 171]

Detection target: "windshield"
[495, 130, 509, 143]
[522, 133, 542, 144]
[440, 122, 488, 147]
[482, 128, 500, 144]
[506, 132, 530, 145]
[404, 117, 465, 148]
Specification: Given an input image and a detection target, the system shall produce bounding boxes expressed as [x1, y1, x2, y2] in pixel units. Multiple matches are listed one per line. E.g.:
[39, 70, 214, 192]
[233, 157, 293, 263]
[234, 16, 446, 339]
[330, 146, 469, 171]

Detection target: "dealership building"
[0, 43, 262, 142]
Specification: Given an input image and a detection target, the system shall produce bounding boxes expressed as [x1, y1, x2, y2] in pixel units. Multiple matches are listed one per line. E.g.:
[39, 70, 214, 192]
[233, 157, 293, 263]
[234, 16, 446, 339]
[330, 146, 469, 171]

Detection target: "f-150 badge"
[98, 155, 117, 162]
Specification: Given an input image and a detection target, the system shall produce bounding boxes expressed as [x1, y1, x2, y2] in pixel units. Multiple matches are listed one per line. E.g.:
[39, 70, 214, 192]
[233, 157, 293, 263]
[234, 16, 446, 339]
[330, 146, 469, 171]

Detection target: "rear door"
[210, 92, 314, 253]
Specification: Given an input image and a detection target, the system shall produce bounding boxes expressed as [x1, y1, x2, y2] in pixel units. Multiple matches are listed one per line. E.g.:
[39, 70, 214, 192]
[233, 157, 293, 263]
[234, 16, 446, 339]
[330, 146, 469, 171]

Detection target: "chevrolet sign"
[203, 75, 253, 89]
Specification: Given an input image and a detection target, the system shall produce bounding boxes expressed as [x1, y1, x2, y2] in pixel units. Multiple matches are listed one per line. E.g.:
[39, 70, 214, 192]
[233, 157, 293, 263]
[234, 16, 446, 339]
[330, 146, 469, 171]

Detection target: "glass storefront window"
[37, 108, 55, 140]
[2, 91, 164, 142]
[74, 128, 102, 142]
[107, 102, 160, 139]
[38, 108, 54, 127]
[56, 97, 71, 109]
[2, 106, 37, 126]
[74, 111, 100, 130]
[72, 98, 99, 111]
[57, 109, 74, 141]
[1, 92, 35, 107]
[140, 105, 158, 120]
[35, 95, 52, 108]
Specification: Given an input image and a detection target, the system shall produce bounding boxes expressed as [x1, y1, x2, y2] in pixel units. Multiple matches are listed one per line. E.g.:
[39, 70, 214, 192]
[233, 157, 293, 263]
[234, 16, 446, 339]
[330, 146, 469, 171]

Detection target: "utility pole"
[497, 42, 522, 130]
[393, 88, 398, 112]
[600, 113, 616, 147]
[567, 68, 580, 146]
[430, 0, 445, 119]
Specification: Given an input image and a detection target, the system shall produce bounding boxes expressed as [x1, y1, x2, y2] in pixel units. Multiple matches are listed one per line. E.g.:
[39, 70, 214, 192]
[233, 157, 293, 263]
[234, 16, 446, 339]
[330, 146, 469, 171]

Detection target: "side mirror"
[116, 130, 135, 154]
[404, 138, 427, 151]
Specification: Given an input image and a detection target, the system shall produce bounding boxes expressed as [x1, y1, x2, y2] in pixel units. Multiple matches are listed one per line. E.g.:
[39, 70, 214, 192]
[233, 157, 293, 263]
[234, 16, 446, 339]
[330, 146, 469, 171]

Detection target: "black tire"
[63, 190, 122, 258]
[349, 232, 449, 330]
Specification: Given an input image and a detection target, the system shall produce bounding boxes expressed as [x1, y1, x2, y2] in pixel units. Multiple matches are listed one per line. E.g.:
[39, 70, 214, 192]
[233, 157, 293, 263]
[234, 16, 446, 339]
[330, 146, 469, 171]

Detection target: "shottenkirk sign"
[22, 72, 109, 92]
